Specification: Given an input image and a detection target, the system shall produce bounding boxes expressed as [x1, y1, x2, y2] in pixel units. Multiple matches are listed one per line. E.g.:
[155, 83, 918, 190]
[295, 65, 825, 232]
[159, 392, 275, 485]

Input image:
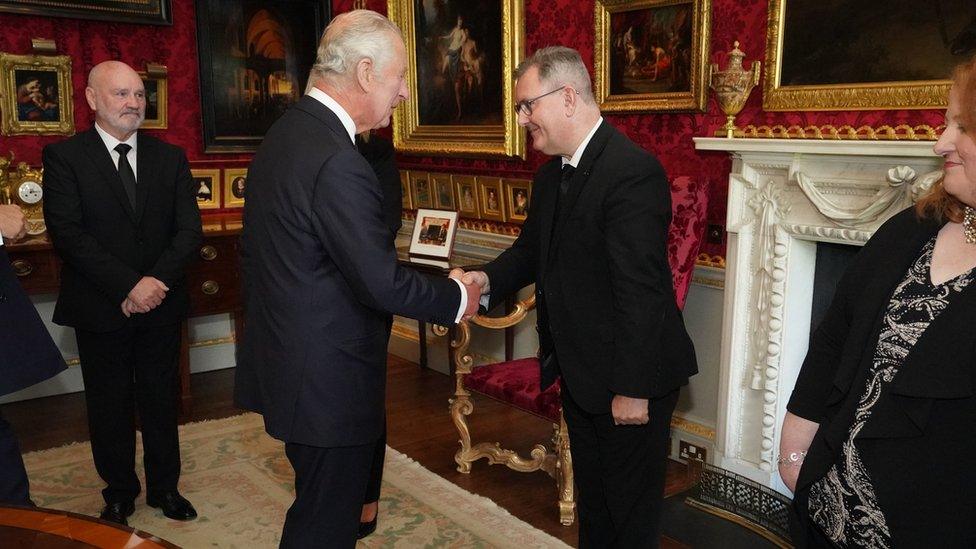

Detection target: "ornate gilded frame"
[0, 53, 74, 136]
[388, 0, 525, 158]
[594, 0, 711, 112]
[0, 0, 171, 25]
[139, 72, 168, 130]
[763, 0, 950, 111]
[191, 169, 221, 211]
[222, 168, 247, 208]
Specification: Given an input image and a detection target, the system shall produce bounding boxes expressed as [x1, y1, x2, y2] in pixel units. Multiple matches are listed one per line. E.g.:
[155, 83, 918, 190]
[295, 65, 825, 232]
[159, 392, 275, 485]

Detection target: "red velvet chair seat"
[463, 357, 562, 422]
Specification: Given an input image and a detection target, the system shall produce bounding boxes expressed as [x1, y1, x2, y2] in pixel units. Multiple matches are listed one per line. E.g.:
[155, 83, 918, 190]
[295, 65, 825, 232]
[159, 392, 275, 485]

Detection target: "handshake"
[449, 268, 490, 321]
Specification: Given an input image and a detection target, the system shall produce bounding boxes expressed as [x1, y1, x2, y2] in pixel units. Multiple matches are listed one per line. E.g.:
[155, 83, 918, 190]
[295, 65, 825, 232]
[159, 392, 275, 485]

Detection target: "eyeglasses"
[514, 86, 573, 116]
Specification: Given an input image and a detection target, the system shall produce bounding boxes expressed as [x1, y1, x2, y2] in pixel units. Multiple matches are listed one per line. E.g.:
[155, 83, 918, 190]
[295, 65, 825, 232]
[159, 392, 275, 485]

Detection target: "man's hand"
[127, 276, 169, 312]
[449, 268, 490, 295]
[120, 297, 150, 317]
[461, 280, 481, 320]
[0, 205, 27, 243]
[611, 394, 649, 425]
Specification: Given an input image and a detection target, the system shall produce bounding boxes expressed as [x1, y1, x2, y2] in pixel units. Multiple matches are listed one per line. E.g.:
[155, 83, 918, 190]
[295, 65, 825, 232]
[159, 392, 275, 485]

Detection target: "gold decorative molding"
[691, 274, 725, 290]
[671, 415, 716, 441]
[695, 253, 725, 269]
[763, 0, 949, 111]
[728, 124, 943, 141]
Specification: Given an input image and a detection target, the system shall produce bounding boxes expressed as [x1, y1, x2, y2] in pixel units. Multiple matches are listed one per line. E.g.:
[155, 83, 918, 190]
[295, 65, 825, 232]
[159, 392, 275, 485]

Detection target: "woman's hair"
[916, 55, 976, 222]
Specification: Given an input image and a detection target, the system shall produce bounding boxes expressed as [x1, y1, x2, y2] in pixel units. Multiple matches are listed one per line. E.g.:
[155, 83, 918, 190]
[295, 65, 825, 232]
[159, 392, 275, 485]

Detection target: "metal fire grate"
[685, 462, 793, 548]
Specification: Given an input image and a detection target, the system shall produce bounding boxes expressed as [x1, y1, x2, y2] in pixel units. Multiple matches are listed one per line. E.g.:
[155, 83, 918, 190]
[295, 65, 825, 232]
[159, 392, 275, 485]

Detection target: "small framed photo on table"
[191, 168, 220, 210]
[409, 208, 460, 267]
[223, 168, 247, 208]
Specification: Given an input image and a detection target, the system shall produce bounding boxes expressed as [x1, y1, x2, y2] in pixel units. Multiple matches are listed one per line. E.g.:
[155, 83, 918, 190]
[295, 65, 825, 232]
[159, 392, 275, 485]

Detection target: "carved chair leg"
[450, 392, 476, 474]
[555, 414, 576, 526]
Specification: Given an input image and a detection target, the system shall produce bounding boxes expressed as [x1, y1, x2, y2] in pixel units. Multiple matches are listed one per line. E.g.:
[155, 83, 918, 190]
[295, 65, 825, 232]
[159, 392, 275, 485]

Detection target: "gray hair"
[306, 10, 403, 92]
[515, 46, 595, 104]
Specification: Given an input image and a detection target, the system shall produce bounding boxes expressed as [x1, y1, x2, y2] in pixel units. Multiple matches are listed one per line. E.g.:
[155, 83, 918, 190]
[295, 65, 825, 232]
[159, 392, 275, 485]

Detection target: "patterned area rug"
[22, 413, 567, 548]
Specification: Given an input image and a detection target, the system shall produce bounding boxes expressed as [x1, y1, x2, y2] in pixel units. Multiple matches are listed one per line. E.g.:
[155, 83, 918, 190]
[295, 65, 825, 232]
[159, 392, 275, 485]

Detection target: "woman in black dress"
[780, 55, 976, 547]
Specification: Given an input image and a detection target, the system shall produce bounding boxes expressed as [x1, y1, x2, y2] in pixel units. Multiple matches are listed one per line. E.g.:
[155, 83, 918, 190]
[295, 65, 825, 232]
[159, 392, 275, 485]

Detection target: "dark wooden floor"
[3, 355, 693, 547]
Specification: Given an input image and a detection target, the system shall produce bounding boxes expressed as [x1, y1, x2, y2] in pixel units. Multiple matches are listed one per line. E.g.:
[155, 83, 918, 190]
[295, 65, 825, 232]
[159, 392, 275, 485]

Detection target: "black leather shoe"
[99, 501, 135, 526]
[146, 491, 197, 521]
[358, 517, 377, 539]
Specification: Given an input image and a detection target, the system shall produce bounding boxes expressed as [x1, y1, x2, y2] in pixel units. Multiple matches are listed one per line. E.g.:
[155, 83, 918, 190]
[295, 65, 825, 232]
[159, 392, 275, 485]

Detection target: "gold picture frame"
[410, 171, 434, 209]
[191, 168, 221, 210]
[594, 0, 711, 112]
[762, 0, 952, 111]
[478, 176, 504, 222]
[0, 52, 74, 136]
[399, 170, 414, 210]
[454, 174, 480, 218]
[387, 0, 525, 158]
[223, 168, 247, 208]
[139, 72, 168, 130]
[431, 173, 456, 210]
[503, 178, 531, 224]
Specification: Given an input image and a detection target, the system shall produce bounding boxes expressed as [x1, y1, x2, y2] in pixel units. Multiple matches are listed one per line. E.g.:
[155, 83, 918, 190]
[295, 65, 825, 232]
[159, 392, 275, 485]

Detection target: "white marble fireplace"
[693, 137, 943, 494]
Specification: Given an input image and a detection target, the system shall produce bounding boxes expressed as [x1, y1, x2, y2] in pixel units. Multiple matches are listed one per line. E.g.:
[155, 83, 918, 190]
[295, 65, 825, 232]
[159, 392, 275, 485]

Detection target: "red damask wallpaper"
[0, 0, 947, 257]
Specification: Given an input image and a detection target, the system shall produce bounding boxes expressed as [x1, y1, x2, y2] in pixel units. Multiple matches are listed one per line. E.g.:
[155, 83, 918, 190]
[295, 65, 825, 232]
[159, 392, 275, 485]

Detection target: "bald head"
[86, 60, 146, 140]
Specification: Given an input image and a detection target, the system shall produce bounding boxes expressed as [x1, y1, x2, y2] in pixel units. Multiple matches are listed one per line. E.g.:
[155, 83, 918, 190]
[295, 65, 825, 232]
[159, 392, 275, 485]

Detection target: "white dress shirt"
[94, 123, 139, 177]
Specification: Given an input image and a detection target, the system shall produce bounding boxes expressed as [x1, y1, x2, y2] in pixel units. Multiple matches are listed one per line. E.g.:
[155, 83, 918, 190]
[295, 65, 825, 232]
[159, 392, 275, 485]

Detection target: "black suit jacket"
[483, 120, 697, 414]
[788, 207, 976, 546]
[356, 134, 402, 237]
[235, 96, 461, 448]
[0, 245, 65, 397]
[42, 128, 202, 332]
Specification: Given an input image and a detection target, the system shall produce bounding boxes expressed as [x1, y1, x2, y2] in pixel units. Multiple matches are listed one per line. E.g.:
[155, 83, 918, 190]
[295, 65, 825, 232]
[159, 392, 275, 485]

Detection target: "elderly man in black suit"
[235, 10, 480, 548]
[0, 204, 66, 506]
[43, 60, 202, 526]
[457, 46, 698, 548]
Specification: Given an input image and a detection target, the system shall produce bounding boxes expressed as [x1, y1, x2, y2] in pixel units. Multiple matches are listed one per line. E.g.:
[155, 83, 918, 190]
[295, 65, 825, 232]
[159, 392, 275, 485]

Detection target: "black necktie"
[553, 164, 575, 221]
[114, 143, 137, 211]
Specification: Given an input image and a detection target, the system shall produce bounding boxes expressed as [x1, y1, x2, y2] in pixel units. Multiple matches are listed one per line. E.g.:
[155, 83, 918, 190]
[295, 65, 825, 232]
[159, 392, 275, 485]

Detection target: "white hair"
[306, 9, 403, 92]
[515, 46, 595, 104]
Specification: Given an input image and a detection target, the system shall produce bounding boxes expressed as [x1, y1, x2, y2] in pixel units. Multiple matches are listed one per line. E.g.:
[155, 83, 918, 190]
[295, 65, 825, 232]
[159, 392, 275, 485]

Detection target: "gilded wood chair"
[448, 176, 709, 525]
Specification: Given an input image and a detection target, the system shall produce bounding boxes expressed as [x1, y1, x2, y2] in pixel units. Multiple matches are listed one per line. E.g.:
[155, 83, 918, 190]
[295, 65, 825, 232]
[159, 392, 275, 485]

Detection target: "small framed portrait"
[503, 179, 532, 224]
[0, 53, 74, 136]
[410, 171, 434, 209]
[478, 177, 504, 222]
[223, 168, 247, 208]
[454, 175, 480, 218]
[409, 208, 460, 261]
[431, 173, 455, 210]
[399, 170, 414, 209]
[139, 72, 168, 130]
[191, 168, 221, 210]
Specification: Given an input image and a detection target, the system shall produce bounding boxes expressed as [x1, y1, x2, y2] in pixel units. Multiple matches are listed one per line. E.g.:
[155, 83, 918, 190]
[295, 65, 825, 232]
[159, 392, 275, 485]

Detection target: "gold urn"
[709, 41, 761, 138]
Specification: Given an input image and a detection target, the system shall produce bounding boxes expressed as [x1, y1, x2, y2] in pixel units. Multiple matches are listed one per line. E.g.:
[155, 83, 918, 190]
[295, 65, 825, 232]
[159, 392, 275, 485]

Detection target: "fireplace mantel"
[693, 137, 943, 492]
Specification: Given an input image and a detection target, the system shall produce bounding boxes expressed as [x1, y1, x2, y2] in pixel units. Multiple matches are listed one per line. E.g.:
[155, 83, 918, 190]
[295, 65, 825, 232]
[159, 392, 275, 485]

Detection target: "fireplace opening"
[810, 241, 862, 336]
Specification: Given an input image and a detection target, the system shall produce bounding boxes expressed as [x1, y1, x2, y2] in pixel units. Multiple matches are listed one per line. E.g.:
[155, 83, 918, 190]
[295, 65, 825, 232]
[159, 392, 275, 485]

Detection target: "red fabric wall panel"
[0, 0, 947, 258]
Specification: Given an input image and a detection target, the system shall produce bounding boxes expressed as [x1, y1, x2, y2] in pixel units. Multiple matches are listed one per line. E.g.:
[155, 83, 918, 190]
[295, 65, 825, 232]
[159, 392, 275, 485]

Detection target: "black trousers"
[562, 384, 679, 549]
[75, 324, 182, 504]
[280, 440, 375, 548]
[364, 425, 385, 505]
[0, 408, 30, 506]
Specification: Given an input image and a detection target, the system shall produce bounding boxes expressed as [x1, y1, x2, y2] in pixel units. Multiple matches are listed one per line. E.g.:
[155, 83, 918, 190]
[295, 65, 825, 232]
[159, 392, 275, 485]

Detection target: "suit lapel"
[547, 120, 612, 263]
[293, 95, 355, 150]
[83, 128, 137, 223]
[134, 134, 157, 224]
[537, 160, 561, 280]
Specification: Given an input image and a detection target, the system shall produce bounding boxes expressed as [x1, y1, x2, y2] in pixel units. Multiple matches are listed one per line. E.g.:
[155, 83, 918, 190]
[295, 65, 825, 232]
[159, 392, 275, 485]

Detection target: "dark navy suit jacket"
[235, 96, 461, 448]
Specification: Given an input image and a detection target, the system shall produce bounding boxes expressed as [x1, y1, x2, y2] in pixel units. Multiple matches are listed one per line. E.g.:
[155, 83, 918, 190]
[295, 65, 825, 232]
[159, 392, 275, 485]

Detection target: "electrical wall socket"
[678, 440, 706, 463]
